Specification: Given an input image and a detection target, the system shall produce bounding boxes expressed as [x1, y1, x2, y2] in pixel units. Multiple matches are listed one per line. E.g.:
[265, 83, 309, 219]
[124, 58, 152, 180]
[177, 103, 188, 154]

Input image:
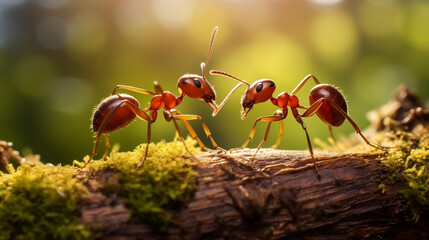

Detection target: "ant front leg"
[271, 110, 284, 149]
[169, 109, 212, 152]
[234, 110, 286, 159]
[167, 110, 226, 153]
[170, 116, 197, 159]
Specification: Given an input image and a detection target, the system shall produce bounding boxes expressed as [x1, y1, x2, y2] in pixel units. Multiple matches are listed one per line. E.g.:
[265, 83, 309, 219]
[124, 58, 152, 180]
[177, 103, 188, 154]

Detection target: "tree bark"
[79, 148, 427, 240]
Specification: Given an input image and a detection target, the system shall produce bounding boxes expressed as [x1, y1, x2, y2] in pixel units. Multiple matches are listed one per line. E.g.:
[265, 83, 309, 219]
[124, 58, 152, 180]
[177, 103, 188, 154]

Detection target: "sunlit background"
[1, 0, 428, 164]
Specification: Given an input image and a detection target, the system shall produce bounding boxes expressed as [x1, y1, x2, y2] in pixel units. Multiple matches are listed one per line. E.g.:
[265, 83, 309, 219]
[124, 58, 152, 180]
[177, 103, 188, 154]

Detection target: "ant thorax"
[162, 91, 178, 109]
[273, 92, 290, 108]
[271, 92, 300, 109]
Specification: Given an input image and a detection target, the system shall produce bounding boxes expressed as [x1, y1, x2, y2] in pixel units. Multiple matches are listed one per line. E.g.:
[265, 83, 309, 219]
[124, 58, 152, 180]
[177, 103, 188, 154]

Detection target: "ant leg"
[251, 120, 273, 160]
[136, 121, 151, 169]
[102, 134, 110, 159]
[118, 101, 155, 169]
[168, 112, 226, 153]
[271, 117, 284, 149]
[80, 134, 102, 170]
[291, 74, 321, 95]
[112, 85, 156, 96]
[170, 110, 213, 151]
[170, 117, 198, 160]
[301, 98, 386, 151]
[234, 114, 285, 157]
[120, 100, 153, 122]
[328, 125, 338, 146]
[293, 114, 321, 179]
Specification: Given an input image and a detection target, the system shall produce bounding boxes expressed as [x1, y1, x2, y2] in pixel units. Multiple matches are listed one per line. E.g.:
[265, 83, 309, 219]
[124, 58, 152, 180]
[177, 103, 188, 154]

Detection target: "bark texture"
[79, 149, 427, 240]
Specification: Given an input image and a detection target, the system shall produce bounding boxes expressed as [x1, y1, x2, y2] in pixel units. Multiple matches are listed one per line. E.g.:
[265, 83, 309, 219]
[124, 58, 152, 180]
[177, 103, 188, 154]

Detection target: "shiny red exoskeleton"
[82, 27, 224, 170]
[211, 71, 385, 177]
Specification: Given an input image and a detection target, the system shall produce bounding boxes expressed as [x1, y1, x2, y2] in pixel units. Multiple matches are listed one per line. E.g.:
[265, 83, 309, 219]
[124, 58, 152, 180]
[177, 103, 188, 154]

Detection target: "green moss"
[0, 138, 200, 239]
[379, 131, 429, 222]
[75, 137, 201, 229]
[0, 164, 90, 240]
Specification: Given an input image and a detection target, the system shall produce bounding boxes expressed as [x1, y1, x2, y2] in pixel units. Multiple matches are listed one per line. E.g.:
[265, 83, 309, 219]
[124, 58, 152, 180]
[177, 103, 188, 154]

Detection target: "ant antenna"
[210, 70, 250, 116]
[153, 81, 163, 94]
[213, 82, 246, 116]
[201, 26, 218, 79]
[210, 70, 250, 86]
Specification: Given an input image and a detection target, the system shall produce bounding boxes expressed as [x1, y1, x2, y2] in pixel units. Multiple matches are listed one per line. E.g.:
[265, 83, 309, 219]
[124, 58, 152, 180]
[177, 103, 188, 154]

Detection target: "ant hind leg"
[328, 125, 338, 146]
[102, 134, 110, 160]
[79, 134, 103, 170]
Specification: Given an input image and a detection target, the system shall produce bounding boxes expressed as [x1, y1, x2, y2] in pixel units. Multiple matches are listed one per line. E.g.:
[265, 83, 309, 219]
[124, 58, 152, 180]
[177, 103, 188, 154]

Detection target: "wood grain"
[78, 148, 428, 239]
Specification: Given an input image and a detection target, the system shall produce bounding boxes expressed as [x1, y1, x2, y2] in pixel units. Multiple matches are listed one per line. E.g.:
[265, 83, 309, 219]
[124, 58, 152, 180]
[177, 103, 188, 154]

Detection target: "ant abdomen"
[92, 94, 139, 133]
[309, 84, 347, 127]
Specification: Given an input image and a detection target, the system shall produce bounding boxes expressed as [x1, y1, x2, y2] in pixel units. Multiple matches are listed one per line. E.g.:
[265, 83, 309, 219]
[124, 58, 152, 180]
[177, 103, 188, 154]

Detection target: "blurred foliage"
[1, 0, 429, 164]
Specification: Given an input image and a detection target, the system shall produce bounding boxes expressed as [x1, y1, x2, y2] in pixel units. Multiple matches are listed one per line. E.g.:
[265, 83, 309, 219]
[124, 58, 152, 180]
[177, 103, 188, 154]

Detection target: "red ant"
[210, 70, 385, 177]
[81, 27, 225, 170]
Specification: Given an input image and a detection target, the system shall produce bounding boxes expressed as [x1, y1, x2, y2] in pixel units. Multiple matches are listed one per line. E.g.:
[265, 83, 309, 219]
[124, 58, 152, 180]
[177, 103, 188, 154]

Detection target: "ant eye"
[193, 78, 202, 88]
[256, 83, 263, 92]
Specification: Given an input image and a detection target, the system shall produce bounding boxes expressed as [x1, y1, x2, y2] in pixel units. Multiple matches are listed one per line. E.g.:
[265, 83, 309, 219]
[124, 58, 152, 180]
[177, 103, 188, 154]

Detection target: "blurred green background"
[1, 0, 428, 164]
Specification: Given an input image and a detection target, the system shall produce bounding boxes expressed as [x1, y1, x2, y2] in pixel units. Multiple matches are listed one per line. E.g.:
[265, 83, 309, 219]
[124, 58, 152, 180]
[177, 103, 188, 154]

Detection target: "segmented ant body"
[211, 71, 385, 177]
[82, 27, 224, 170]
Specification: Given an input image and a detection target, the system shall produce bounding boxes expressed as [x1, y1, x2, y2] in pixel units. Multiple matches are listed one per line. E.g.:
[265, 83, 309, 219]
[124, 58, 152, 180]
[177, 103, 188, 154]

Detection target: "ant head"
[177, 74, 217, 110]
[209, 70, 275, 119]
[176, 26, 219, 111]
[241, 79, 276, 119]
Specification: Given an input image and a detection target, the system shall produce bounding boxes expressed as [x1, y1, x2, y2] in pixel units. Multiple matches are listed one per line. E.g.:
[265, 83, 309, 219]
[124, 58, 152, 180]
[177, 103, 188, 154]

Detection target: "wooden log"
[79, 148, 428, 239]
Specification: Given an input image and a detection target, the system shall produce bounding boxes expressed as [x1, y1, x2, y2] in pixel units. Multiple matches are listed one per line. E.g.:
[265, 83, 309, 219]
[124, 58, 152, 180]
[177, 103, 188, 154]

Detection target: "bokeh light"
[310, 9, 359, 71]
[36, 0, 69, 9]
[66, 12, 107, 58]
[13, 55, 56, 98]
[36, 17, 68, 50]
[407, 1, 429, 52]
[153, 0, 196, 29]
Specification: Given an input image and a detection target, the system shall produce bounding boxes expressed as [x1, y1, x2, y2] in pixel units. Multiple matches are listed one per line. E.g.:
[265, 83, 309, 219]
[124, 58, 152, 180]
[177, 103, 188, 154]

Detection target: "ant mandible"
[210, 70, 385, 177]
[81, 26, 225, 170]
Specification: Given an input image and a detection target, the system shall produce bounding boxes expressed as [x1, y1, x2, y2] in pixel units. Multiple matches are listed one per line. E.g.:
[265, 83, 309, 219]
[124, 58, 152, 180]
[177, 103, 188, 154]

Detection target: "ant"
[81, 26, 225, 170]
[210, 70, 386, 177]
